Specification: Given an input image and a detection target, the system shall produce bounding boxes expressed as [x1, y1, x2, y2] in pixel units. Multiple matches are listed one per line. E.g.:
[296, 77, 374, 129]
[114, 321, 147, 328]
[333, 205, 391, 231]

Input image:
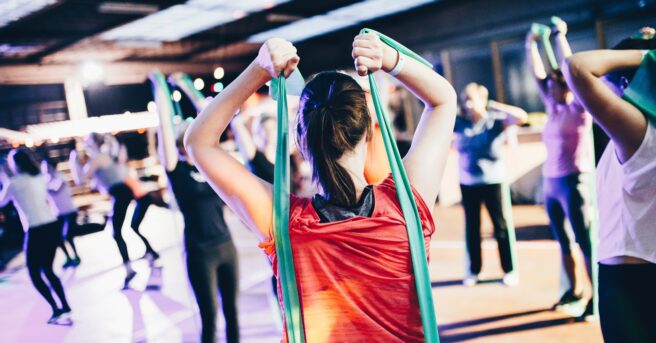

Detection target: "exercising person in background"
[152, 71, 240, 343]
[526, 19, 594, 318]
[563, 29, 656, 342]
[70, 133, 157, 287]
[231, 112, 276, 183]
[184, 32, 457, 341]
[455, 82, 528, 287]
[0, 149, 72, 324]
[41, 158, 81, 268]
[110, 137, 164, 263]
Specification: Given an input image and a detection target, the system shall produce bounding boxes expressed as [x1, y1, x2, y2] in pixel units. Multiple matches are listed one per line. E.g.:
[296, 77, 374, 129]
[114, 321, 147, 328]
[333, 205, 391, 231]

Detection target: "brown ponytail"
[296, 72, 372, 207]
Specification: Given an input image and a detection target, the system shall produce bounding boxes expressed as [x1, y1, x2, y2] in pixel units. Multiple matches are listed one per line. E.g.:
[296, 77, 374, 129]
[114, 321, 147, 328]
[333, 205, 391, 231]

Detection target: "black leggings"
[108, 183, 157, 263]
[58, 213, 80, 260]
[26, 221, 70, 313]
[187, 240, 239, 343]
[599, 263, 656, 343]
[543, 173, 592, 257]
[460, 183, 514, 274]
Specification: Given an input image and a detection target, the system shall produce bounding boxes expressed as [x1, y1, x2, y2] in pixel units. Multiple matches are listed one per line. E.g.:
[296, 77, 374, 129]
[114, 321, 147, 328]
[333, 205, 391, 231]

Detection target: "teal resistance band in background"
[531, 23, 559, 70]
[270, 73, 306, 343]
[150, 71, 177, 130]
[500, 182, 519, 274]
[169, 73, 210, 113]
[361, 27, 439, 343]
[623, 50, 656, 126]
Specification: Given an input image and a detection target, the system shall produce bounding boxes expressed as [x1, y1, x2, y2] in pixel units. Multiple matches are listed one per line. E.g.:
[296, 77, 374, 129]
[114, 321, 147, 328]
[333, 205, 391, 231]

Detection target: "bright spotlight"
[193, 78, 205, 90]
[147, 101, 157, 112]
[80, 61, 104, 85]
[25, 138, 34, 148]
[213, 67, 225, 80]
[172, 90, 182, 102]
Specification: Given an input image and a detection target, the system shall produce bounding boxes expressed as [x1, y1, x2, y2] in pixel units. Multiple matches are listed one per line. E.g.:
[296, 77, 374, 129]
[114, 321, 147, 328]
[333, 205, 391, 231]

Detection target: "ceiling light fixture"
[101, 0, 290, 42]
[248, 0, 436, 43]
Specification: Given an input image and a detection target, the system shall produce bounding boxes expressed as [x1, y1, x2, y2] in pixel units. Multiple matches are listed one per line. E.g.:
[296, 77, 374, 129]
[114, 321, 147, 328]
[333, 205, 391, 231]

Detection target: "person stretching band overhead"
[184, 32, 457, 341]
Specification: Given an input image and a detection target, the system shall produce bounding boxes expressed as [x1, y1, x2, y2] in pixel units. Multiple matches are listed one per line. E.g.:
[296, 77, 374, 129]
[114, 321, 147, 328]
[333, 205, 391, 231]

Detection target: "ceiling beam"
[0, 61, 241, 85]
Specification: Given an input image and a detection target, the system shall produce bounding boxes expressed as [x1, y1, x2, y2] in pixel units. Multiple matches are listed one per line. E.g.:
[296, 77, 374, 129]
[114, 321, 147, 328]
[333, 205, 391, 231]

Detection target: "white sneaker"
[463, 274, 479, 287]
[502, 272, 519, 287]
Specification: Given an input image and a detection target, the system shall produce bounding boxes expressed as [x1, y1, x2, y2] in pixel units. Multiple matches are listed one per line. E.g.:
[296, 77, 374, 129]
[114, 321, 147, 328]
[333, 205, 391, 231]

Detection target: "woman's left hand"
[352, 33, 397, 76]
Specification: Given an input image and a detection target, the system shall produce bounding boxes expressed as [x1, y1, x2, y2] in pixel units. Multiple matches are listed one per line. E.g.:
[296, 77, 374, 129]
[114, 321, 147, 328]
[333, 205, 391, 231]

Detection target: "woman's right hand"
[254, 38, 300, 79]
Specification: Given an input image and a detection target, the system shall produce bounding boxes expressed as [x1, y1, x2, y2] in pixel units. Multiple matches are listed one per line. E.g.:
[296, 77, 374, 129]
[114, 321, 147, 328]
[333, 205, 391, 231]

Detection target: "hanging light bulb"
[213, 67, 225, 80]
[193, 78, 205, 90]
[172, 90, 182, 102]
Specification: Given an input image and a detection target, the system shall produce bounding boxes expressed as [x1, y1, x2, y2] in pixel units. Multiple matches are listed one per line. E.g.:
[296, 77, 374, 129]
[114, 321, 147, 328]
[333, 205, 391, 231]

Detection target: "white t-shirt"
[1, 174, 57, 229]
[597, 123, 656, 263]
[47, 171, 77, 215]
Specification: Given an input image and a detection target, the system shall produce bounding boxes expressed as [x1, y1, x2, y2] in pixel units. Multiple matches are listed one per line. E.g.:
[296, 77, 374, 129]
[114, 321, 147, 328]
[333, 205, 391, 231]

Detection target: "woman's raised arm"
[563, 50, 646, 163]
[352, 33, 457, 206]
[149, 71, 179, 172]
[184, 39, 299, 240]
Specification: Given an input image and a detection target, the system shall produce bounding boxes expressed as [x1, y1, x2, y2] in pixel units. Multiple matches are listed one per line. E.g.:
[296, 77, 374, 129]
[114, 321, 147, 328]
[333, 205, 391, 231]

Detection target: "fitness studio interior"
[1, 1, 655, 342]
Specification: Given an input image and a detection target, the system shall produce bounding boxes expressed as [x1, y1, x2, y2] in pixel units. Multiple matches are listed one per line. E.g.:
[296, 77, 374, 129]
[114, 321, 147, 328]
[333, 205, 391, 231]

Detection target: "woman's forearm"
[566, 50, 644, 78]
[553, 32, 573, 62]
[488, 100, 528, 124]
[185, 62, 270, 152]
[526, 38, 547, 80]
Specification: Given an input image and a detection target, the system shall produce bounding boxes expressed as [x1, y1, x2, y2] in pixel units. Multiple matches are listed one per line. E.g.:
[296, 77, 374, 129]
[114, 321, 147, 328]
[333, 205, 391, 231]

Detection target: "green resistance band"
[623, 50, 656, 126]
[170, 73, 208, 113]
[501, 182, 519, 274]
[361, 27, 439, 343]
[270, 73, 306, 343]
[269, 29, 441, 342]
[149, 71, 177, 129]
[531, 23, 559, 70]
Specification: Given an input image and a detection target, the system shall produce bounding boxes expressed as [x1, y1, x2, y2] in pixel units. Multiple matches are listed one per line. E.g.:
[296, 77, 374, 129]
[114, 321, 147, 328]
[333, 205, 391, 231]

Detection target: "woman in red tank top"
[185, 33, 457, 341]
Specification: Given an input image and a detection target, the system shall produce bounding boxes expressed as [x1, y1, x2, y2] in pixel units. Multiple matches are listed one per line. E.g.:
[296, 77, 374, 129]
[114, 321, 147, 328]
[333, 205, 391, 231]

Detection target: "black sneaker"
[552, 289, 583, 310]
[47, 310, 62, 324]
[577, 298, 595, 322]
[62, 258, 76, 269]
[123, 269, 137, 289]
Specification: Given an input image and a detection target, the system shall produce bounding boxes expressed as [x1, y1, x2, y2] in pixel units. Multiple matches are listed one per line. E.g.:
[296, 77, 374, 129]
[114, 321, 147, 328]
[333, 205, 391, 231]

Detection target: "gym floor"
[0, 203, 603, 342]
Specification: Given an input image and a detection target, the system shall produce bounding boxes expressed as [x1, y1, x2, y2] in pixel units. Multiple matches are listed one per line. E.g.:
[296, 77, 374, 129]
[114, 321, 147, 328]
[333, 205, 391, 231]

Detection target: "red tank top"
[259, 175, 435, 342]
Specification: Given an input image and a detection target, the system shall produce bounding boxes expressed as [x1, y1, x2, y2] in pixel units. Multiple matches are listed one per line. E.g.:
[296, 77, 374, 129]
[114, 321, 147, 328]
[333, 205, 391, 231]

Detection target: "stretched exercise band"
[149, 71, 177, 129]
[269, 29, 440, 342]
[360, 27, 439, 343]
[270, 73, 305, 343]
[531, 23, 559, 71]
[172, 73, 208, 113]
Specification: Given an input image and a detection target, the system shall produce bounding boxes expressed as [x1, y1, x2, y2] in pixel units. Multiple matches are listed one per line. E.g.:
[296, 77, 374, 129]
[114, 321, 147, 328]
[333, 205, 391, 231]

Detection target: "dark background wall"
[0, 0, 654, 128]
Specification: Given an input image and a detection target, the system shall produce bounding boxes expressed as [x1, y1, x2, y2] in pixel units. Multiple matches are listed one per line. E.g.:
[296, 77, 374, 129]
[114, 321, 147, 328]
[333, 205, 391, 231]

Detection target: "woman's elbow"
[563, 54, 587, 83]
[427, 85, 457, 112]
[182, 126, 196, 153]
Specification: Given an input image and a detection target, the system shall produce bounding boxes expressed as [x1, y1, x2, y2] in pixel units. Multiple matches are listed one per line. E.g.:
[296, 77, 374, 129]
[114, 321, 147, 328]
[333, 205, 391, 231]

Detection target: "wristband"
[388, 50, 406, 77]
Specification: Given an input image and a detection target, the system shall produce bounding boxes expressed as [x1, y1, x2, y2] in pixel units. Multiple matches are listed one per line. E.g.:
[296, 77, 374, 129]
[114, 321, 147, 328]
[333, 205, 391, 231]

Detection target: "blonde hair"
[461, 82, 489, 103]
